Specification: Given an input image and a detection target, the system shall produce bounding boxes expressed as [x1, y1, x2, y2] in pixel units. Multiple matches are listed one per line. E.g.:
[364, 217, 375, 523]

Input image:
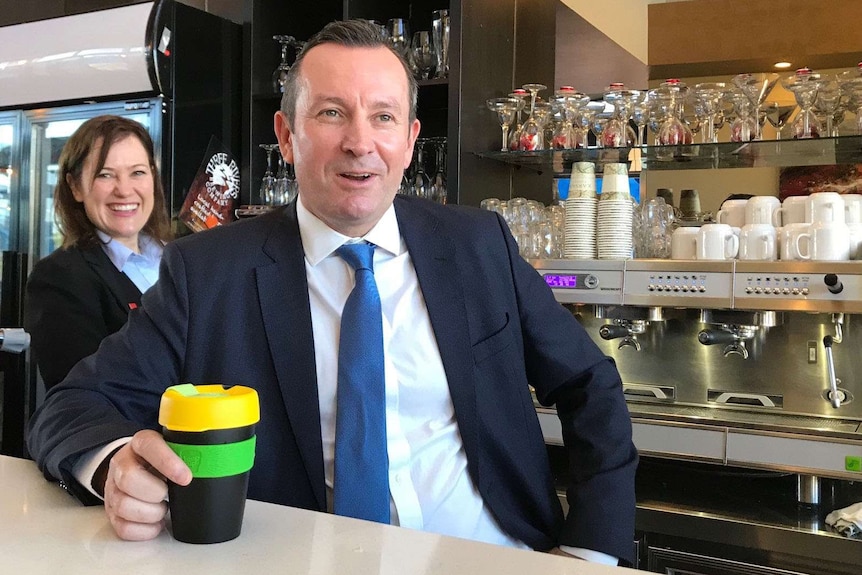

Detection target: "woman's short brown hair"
[54, 115, 173, 249]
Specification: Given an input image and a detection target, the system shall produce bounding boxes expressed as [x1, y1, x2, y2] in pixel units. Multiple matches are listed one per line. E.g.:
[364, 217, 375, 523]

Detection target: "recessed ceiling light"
[774, 61, 793, 69]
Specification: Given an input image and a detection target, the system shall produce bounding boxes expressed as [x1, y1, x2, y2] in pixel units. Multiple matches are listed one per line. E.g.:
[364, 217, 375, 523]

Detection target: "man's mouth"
[340, 172, 373, 181]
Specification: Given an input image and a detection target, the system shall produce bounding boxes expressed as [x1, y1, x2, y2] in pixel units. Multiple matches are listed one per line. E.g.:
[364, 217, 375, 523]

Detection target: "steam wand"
[822, 335, 844, 409]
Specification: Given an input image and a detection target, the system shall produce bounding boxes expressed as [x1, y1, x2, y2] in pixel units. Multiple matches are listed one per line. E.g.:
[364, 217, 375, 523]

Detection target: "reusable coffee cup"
[159, 384, 260, 544]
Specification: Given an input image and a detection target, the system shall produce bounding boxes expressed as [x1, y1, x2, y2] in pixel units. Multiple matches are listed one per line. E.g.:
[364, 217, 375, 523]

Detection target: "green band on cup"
[166, 436, 256, 478]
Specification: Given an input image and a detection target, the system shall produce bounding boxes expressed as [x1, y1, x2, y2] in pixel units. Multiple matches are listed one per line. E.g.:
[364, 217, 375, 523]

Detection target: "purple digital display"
[543, 274, 578, 288]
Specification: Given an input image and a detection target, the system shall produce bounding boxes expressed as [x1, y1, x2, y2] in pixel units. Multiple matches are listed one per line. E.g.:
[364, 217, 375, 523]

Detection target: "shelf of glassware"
[475, 135, 862, 175]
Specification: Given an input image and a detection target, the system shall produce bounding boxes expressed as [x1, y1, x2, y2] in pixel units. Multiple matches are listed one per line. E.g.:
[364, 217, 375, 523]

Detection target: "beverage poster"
[779, 164, 862, 200]
[179, 137, 240, 233]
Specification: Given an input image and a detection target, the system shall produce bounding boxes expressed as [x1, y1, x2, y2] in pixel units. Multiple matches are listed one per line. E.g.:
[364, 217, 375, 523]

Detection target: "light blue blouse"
[96, 230, 163, 294]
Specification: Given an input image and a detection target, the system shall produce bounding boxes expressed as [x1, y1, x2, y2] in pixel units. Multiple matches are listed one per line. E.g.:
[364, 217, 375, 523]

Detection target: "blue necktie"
[333, 242, 389, 523]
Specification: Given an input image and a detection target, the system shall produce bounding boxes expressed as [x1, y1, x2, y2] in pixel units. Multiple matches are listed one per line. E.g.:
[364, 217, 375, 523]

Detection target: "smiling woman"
[23, 115, 174, 390]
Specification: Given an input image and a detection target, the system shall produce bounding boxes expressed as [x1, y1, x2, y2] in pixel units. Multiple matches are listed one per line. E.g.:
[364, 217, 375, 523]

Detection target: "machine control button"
[824, 273, 844, 294]
[584, 274, 599, 289]
[699, 286, 706, 293]
[792, 288, 800, 295]
[802, 287, 809, 295]
[773, 288, 781, 294]
[783, 288, 790, 294]
[745, 287, 753, 294]
[755, 287, 763, 294]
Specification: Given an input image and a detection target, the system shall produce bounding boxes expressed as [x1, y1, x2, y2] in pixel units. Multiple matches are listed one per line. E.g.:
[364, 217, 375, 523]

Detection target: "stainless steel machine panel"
[624, 260, 734, 308]
[734, 261, 862, 313]
[531, 259, 624, 305]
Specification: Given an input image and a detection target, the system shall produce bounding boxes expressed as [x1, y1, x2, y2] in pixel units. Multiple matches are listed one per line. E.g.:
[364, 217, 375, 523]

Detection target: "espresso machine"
[532, 258, 862, 507]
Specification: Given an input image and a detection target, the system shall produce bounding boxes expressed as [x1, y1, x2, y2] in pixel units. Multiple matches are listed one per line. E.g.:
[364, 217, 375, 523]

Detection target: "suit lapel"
[81, 247, 142, 311]
[394, 199, 479, 469]
[257, 205, 325, 510]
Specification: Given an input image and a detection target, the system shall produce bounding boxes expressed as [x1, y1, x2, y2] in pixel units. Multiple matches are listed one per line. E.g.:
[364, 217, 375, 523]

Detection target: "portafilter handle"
[600, 324, 630, 341]
[823, 335, 843, 409]
[697, 328, 737, 346]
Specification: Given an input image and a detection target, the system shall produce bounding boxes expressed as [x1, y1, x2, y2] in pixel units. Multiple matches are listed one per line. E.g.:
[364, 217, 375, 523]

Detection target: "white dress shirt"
[297, 198, 526, 548]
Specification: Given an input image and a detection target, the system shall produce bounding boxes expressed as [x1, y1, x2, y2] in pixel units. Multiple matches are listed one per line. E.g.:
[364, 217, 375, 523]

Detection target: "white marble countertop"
[0, 455, 637, 575]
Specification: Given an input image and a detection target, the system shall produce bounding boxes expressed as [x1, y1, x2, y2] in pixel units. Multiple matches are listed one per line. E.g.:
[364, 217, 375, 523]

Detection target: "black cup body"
[164, 424, 255, 544]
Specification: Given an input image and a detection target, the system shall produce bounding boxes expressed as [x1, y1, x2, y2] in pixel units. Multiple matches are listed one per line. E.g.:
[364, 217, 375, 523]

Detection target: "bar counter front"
[0, 455, 636, 574]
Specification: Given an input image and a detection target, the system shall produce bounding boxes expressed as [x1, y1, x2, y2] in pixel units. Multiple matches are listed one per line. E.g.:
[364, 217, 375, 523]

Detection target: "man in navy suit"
[28, 19, 637, 566]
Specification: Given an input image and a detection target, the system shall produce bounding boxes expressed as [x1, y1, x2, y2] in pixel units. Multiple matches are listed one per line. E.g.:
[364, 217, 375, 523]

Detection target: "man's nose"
[341, 118, 375, 155]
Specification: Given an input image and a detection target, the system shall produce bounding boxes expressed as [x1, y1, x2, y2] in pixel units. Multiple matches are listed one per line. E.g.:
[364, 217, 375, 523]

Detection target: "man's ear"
[274, 111, 295, 165]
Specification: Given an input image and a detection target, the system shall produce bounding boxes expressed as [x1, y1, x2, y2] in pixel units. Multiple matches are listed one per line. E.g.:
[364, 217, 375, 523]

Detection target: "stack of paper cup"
[597, 163, 634, 259]
[563, 162, 598, 259]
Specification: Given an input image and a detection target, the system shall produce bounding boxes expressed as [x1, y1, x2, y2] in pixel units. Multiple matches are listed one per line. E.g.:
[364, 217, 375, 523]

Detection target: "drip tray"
[627, 402, 862, 437]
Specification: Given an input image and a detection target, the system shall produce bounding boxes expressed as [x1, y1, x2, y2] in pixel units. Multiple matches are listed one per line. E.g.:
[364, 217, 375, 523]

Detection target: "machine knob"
[584, 274, 599, 289]
[824, 274, 843, 294]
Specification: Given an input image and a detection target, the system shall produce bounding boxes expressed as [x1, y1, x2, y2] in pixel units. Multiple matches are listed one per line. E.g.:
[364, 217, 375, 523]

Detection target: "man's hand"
[102, 430, 192, 541]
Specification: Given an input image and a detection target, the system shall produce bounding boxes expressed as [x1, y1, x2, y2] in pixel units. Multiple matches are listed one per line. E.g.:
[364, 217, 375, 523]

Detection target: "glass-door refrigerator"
[0, 1, 240, 456]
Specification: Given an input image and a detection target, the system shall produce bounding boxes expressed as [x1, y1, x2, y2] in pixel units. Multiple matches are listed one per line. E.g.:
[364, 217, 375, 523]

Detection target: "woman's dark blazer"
[23, 245, 143, 390]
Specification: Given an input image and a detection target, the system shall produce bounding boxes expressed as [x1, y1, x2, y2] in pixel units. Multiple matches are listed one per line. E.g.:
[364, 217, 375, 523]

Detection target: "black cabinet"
[239, 0, 556, 207]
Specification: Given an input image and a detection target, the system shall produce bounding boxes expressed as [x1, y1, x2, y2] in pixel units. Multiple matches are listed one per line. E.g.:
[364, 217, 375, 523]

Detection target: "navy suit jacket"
[24, 245, 143, 390]
[27, 196, 637, 564]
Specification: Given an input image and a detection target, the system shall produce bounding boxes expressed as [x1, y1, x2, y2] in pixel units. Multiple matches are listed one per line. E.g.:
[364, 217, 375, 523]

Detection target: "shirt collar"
[296, 196, 404, 267]
[96, 230, 162, 270]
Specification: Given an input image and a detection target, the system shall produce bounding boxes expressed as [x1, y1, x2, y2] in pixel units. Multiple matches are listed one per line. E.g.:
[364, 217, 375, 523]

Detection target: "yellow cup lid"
[159, 384, 260, 432]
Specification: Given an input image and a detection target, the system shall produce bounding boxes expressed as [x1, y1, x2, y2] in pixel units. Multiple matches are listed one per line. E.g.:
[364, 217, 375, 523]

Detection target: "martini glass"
[603, 83, 641, 148]
[507, 89, 529, 150]
[632, 95, 650, 147]
[813, 79, 842, 137]
[732, 72, 779, 140]
[551, 87, 590, 149]
[272, 35, 297, 94]
[258, 144, 279, 205]
[487, 97, 522, 152]
[837, 64, 862, 134]
[411, 139, 431, 199]
[763, 101, 797, 140]
[693, 82, 727, 143]
[652, 80, 694, 154]
[725, 90, 756, 142]
[519, 83, 548, 151]
[782, 68, 822, 139]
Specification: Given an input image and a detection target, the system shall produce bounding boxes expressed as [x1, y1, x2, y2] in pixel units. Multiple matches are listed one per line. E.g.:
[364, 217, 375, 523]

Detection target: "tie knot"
[337, 242, 375, 272]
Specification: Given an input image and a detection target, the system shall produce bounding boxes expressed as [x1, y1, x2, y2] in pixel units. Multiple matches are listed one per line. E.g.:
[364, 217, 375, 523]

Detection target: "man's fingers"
[129, 429, 192, 486]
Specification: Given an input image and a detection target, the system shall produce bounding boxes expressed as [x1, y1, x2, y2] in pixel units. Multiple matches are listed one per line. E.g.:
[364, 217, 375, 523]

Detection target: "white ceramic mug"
[797, 221, 851, 261]
[716, 199, 748, 228]
[697, 223, 739, 260]
[745, 196, 780, 226]
[808, 192, 845, 224]
[671, 227, 699, 259]
[844, 194, 862, 225]
[739, 224, 777, 261]
[848, 222, 862, 260]
[778, 223, 811, 261]
[772, 195, 809, 227]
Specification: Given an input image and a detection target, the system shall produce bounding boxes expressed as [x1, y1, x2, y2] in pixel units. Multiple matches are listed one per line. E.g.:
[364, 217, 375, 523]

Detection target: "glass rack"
[475, 135, 862, 175]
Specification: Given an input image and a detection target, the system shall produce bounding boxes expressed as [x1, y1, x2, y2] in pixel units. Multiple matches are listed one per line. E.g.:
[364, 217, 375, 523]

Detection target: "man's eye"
[378, 114, 393, 122]
[322, 109, 340, 118]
